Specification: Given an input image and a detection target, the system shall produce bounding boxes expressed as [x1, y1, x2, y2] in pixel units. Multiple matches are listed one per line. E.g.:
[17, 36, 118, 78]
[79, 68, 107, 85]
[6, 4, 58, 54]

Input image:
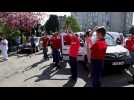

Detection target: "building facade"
[58, 15, 67, 32]
[71, 12, 133, 33]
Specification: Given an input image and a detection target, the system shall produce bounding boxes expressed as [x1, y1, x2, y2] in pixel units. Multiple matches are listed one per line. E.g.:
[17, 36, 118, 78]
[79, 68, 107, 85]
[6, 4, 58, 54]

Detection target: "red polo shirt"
[69, 35, 80, 57]
[91, 39, 107, 60]
[64, 34, 71, 45]
[41, 36, 49, 48]
[126, 37, 134, 52]
[50, 36, 61, 49]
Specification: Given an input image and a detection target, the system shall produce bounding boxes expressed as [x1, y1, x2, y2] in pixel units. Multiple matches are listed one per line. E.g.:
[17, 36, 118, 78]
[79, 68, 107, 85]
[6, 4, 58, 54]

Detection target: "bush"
[22, 35, 27, 44]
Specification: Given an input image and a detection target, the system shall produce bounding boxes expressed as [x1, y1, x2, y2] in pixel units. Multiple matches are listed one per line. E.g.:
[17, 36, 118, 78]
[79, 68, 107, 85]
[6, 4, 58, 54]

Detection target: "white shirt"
[1, 39, 8, 50]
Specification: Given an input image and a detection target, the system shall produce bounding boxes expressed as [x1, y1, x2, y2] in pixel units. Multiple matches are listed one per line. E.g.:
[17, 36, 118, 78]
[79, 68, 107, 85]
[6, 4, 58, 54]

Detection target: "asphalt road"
[0, 48, 134, 87]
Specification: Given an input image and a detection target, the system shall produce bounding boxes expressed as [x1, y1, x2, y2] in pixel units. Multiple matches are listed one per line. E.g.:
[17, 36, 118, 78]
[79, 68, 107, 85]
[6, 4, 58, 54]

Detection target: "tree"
[64, 16, 80, 32]
[45, 15, 59, 34]
[0, 12, 44, 32]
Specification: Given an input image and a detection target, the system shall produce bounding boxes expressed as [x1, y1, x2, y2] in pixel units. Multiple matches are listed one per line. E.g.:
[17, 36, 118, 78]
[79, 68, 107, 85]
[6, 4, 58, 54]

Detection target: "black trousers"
[43, 47, 48, 59]
[91, 59, 104, 87]
[69, 56, 78, 80]
[52, 49, 60, 67]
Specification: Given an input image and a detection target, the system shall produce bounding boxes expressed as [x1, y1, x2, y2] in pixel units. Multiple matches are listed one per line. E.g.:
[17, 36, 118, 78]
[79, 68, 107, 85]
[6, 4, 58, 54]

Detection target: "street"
[0, 47, 134, 87]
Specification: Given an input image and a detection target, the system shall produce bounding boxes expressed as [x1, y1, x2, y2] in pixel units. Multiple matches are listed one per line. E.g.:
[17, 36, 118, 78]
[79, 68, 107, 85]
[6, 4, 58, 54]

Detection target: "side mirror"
[116, 39, 122, 45]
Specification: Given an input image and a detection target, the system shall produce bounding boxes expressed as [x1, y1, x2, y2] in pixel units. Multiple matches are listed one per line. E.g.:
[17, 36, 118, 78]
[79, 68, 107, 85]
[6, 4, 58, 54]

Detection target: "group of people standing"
[2, 25, 134, 87]
[67, 26, 107, 87]
[41, 32, 62, 70]
[40, 26, 107, 87]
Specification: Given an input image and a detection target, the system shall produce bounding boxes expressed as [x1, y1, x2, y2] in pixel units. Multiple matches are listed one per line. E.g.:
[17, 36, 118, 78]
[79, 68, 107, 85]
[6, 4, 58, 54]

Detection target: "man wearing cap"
[90, 27, 107, 87]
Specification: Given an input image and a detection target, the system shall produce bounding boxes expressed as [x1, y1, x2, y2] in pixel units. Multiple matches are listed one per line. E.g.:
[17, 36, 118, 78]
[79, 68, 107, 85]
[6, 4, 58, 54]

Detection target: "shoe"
[3, 58, 8, 61]
[128, 80, 134, 84]
[69, 76, 77, 82]
[56, 66, 61, 70]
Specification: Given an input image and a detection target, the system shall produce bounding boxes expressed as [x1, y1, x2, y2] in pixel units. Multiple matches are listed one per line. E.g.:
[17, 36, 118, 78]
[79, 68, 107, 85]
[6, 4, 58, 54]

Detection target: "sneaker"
[3, 58, 8, 61]
[3, 59, 8, 61]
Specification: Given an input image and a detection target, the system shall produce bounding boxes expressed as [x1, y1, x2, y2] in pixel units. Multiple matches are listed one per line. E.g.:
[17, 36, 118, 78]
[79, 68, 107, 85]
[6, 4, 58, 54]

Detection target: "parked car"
[92, 32, 132, 70]
[20, 37, 41, 53]
[61, 31, 132, 71]
[108, 32, 125, 46]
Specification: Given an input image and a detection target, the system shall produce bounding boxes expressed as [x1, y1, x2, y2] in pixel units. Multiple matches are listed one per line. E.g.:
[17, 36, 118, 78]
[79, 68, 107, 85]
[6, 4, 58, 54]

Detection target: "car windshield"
[92, 33, 116, 46]
[105, 34, 116, 46]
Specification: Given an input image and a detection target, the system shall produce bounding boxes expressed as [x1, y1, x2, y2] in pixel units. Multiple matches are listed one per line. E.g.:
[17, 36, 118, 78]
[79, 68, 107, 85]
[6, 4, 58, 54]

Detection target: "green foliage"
[0, 23, 22, 50]
[0, 23, 21, 39]
[22, 35, 27, 44]
[64, 16, 80, 32]
[44, 15, 59, 34]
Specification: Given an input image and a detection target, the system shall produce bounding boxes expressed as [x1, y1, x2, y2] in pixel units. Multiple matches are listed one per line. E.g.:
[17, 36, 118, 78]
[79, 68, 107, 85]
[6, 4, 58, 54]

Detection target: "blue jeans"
[91, 59, 104, 87]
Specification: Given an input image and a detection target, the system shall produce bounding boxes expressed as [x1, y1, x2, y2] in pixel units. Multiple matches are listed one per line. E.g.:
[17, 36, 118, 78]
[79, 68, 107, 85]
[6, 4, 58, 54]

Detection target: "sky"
[46, 12, 71, 16]
[42, 12, 134, 25]
[40, 12, 71, 25]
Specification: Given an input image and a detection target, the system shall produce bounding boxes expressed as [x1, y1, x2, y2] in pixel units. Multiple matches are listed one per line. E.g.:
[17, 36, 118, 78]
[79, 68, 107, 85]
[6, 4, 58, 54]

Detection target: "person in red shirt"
[41, 33, 49, 60]
[50, 32, 61, 69]
[64, 34, 71, 45]
[90, 27, 107, 87]
[68, 32, 80, 82]
[125, 32, 134, 84]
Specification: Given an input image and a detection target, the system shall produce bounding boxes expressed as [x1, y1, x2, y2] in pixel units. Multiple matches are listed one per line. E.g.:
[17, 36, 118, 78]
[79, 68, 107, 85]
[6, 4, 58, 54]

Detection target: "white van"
[61, 32, 132, 70]
[92, 32, 131, 70]
[60, 32, 87, 62]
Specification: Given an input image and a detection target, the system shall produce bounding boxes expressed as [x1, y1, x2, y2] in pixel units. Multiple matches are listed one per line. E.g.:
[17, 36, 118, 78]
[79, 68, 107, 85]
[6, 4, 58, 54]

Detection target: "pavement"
[0, 47, 134, 87]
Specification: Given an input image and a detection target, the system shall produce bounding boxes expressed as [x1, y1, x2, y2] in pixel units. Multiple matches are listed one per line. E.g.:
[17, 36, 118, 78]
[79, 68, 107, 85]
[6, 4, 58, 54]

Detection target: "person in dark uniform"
[90, 27, 107, 87]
